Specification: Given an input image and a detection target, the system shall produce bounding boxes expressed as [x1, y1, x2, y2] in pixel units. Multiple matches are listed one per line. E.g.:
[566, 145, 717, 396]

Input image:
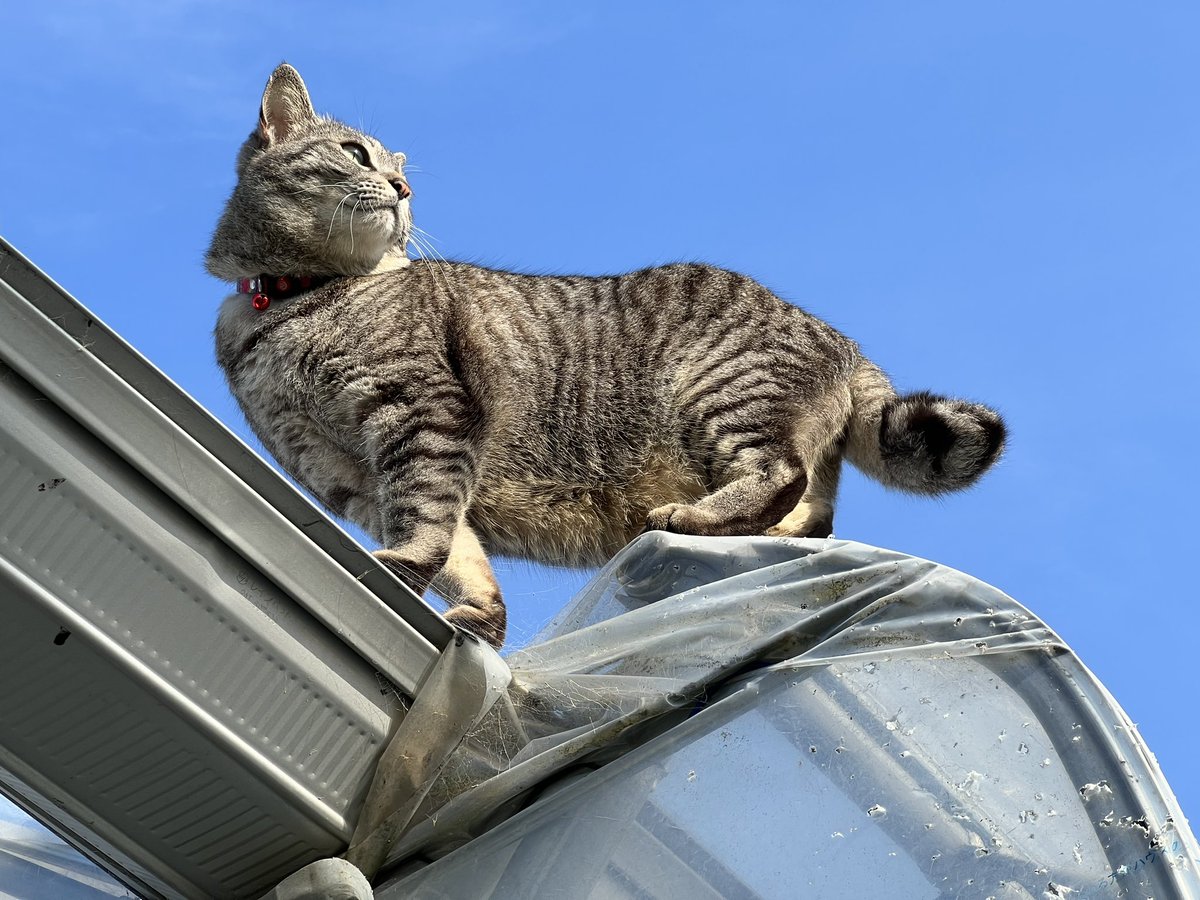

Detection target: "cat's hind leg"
[766, 451, 841, 538]
[766, 390, 851, 538]
[645, 451, 809, 537]
[648, 385, 850, 539]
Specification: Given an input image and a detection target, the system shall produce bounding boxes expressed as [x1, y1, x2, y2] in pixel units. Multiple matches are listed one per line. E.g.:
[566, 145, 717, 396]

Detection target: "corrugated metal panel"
[0, 238, 454, 897]
[0, 238, 452, 679]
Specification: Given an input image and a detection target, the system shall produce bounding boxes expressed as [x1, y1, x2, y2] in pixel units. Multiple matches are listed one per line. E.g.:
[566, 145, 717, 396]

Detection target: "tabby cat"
[207, 64, 1006, 648]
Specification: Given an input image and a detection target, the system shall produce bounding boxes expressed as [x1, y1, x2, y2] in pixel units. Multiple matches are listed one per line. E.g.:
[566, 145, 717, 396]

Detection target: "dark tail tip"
[880, 392, 1006, 494]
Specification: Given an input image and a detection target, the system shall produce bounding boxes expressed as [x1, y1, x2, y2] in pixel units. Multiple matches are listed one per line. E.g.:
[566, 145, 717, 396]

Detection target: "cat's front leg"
[375, 525, 507, 648]
[429, 521, 505, 648]
[362, 388, 507, 647]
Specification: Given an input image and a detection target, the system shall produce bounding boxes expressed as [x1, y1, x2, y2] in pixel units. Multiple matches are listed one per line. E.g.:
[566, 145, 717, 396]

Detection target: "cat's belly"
[468, 450, 707, 567]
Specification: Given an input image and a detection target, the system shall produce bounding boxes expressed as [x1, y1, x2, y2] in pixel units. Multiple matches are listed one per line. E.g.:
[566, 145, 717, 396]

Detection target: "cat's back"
[215, 260, 858, 408]
[435, 259, 851, 360]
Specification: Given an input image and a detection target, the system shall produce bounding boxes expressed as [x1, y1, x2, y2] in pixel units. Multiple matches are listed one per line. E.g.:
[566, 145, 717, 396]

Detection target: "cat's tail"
[844, 360, 1006, 495]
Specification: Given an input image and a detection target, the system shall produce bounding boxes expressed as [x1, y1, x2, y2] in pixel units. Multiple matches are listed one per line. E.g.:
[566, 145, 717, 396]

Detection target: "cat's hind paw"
[645, 503, 722, 536]
[765, 502, 834, 539]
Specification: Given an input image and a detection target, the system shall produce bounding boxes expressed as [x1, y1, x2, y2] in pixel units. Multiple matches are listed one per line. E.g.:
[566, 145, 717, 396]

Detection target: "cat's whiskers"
[407, 231, 454, 296]
[410, 225, 445, 251]
[407, 230, 442, 271]
[281, 180, 355, 198]
[409, 227, 454, 286]
[348, 199, 364, 255]
[412, 242, 455, 299]
[406, 236, 439, 288]
[325, 190, 357, 245]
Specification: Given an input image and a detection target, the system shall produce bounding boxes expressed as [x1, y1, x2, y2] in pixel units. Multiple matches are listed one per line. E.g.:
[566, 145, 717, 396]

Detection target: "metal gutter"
[0, 237, 453, 688]
[0, 236, 464, 897]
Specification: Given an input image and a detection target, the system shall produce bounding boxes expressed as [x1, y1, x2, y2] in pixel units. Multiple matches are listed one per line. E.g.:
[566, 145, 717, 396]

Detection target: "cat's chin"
[325, 229, 403, 275]
[367, 255, 411, 275]
[330, 240, 412, 277]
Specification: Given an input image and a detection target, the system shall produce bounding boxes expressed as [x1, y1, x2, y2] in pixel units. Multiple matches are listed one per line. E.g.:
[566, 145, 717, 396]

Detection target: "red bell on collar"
[235, 274, 330, 312]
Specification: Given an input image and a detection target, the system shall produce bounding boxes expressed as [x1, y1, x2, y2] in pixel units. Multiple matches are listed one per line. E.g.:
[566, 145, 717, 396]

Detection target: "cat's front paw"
[373, 548, 436, 592]
[444, 605, 506, 649]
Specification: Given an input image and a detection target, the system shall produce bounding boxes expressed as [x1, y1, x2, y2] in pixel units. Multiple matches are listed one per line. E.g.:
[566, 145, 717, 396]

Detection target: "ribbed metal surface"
[0, 362, 395, 800]
[0, 568, 321, 897]
[0, 237, 462, 897]
[0, 237, 451, 673]
[0, 358, 396, 896]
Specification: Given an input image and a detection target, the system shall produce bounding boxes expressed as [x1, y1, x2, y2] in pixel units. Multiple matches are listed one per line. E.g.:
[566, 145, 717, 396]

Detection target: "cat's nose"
[387, 175, 411, 200]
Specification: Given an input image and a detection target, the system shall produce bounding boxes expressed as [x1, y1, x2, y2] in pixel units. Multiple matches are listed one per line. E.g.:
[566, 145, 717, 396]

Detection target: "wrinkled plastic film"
[375, 534, 1198, 898]
[345, 632, 510, 879]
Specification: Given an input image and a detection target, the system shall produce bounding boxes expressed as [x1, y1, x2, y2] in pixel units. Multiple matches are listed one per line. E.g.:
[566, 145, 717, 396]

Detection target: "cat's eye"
[340, 142, 370, 167]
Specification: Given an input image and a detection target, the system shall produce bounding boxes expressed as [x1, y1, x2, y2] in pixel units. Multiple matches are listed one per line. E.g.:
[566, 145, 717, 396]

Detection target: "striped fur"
[207, 65, 1006, 647]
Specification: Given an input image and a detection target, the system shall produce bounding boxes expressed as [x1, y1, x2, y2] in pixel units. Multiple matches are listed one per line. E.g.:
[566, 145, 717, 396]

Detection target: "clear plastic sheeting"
[377, 534, 1199, 899]
[0, 802, 136, 898]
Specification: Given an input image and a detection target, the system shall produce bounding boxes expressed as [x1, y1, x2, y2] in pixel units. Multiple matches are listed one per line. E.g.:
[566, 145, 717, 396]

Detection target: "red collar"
[235, 274, 332, 311]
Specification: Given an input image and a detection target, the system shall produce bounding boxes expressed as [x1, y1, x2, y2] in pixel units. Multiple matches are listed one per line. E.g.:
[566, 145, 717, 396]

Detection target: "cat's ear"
[258, 63, 316, 145]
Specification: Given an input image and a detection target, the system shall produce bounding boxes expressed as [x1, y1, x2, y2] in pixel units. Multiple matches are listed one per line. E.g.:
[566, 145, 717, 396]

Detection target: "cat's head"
[206, 63, 411, 281]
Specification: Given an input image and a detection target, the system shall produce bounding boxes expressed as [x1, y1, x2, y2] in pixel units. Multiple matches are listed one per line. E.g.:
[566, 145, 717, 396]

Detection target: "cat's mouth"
[351, 194, 398, 213]
[326, 195, 404, 229]
[360, 197, 411, 228]
[314, 193, 409, 270]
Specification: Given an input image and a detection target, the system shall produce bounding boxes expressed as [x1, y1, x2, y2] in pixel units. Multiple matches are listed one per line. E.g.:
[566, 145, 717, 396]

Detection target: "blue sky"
[3, 0, 1198, 856]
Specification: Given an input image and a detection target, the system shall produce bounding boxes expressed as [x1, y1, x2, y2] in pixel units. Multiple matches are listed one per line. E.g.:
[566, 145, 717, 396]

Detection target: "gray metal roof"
[0, 237, 452, 681]
[0, 236, 456, 897]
